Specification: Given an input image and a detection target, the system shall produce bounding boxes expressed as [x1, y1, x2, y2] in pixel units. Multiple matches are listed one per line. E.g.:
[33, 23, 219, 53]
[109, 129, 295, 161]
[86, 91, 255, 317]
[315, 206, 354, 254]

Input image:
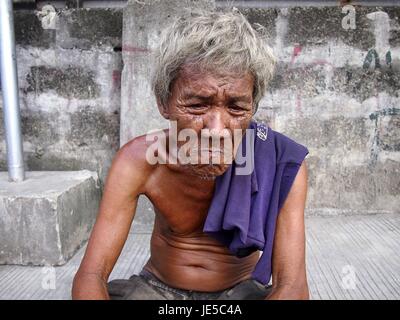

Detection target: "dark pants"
[107, 269, 272, 300]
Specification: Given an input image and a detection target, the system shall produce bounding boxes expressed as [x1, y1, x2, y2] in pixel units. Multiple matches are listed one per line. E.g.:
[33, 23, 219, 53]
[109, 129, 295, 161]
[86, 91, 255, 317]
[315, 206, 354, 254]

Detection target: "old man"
[72, 10, 309, 300]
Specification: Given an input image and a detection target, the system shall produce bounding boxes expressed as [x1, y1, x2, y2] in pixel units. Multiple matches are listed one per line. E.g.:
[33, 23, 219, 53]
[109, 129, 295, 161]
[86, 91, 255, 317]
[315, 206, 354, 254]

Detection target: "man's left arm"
[265, 160, 309, 300]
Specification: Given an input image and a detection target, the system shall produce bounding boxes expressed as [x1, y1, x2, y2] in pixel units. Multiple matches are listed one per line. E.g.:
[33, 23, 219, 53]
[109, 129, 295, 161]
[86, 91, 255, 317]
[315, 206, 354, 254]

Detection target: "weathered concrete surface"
[0, 213, 399, 299]
[120, 0, 215, 145]
[0, 8, 123, 183]
[255, 6, 400, 216]
[0, 170, 101, 265]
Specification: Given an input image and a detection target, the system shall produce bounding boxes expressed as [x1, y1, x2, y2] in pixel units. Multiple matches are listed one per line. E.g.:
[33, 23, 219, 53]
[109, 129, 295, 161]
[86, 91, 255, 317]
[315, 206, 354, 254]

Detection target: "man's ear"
[156, 98, 170, 119]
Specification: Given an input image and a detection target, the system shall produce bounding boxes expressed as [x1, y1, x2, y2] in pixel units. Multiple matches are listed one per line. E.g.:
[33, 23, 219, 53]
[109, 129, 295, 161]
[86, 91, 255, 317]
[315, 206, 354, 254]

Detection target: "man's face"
[160, 64, 254, 178]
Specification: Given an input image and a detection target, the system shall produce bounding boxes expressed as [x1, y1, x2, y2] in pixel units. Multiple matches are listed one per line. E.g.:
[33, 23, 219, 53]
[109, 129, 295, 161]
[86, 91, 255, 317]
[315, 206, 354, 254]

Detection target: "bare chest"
[145, 168, 216, 234]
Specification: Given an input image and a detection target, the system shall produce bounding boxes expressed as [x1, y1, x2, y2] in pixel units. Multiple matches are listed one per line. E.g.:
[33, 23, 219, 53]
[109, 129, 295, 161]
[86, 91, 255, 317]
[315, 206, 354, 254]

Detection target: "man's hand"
[265, 161, 309, 300]
[71, 137, 150, 300]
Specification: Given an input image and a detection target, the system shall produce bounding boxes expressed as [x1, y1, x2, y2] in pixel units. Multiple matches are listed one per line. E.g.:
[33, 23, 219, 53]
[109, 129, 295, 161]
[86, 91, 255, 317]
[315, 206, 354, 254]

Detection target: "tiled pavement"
[0, 213, 399, 300]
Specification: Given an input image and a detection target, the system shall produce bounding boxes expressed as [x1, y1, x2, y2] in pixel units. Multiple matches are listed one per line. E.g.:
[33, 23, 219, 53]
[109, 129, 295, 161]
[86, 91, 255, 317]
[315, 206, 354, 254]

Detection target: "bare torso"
[140, 150, 259, 292]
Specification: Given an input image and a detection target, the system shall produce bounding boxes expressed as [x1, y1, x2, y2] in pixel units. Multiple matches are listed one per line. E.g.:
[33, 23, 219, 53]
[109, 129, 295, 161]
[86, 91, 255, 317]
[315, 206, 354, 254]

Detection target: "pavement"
[0, 213, 399, 300]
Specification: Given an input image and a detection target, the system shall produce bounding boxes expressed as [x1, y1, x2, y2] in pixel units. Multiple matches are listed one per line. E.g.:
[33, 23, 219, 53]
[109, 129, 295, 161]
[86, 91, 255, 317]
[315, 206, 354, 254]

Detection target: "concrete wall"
[248, 6, 400, 215]
[121, 1, 400, 217]
[1, 1, 399, 220]
[0, 7, 123, 184]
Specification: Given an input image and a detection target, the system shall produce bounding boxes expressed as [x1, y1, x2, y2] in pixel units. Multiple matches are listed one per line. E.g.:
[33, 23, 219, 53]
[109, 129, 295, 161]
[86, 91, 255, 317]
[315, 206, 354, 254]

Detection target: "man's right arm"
[71, 138, 150, 299]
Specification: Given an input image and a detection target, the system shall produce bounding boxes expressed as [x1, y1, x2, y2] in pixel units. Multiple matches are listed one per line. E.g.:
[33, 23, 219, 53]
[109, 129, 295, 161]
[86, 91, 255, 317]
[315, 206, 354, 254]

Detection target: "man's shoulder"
[253, 124, 309, 165]
[117, 133, 159, 172]
[109, 134, 161, 193]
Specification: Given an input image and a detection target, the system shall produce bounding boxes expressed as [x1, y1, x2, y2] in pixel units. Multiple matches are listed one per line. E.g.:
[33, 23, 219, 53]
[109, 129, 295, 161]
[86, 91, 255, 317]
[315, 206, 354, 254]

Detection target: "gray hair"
[151, 9, 277, 113]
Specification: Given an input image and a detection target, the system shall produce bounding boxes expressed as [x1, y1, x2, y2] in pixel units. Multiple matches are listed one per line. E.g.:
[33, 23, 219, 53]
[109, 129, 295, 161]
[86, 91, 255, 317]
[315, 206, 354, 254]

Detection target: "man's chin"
[183, 163, 231, 179]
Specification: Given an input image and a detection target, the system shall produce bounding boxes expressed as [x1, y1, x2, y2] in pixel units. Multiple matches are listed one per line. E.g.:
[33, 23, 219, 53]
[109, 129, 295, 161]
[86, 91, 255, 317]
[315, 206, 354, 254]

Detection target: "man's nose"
[203, 110, 230, 139]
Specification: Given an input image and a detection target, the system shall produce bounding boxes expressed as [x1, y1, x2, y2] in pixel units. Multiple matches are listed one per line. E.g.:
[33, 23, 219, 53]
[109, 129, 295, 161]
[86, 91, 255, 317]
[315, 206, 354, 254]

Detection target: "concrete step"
[0, 171, 101, 266]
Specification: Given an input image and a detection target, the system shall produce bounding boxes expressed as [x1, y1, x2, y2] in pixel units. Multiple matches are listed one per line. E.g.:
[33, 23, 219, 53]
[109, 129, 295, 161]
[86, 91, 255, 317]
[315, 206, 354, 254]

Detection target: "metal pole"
[0, 0, 25, 182]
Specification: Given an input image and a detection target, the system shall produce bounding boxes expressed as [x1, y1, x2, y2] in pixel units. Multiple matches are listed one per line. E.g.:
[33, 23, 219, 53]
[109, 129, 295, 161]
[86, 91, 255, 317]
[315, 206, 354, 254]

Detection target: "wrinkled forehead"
[172, 64, 255, 97]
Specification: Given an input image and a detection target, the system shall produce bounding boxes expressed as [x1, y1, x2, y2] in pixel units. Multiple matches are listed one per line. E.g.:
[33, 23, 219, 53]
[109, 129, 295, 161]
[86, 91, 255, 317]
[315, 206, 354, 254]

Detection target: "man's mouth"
[175, 145, 233, 165]
[200, 148, 224, 154]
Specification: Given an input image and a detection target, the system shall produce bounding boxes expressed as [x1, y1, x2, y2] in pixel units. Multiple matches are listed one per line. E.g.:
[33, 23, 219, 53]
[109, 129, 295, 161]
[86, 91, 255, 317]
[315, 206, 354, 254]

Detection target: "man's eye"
[187, 104, 207, 111]
[229, 105, 245, 112]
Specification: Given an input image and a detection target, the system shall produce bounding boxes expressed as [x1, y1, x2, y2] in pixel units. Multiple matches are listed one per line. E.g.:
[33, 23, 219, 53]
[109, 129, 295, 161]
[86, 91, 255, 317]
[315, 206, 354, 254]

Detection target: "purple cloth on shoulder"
[203, 121, 309, 285]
